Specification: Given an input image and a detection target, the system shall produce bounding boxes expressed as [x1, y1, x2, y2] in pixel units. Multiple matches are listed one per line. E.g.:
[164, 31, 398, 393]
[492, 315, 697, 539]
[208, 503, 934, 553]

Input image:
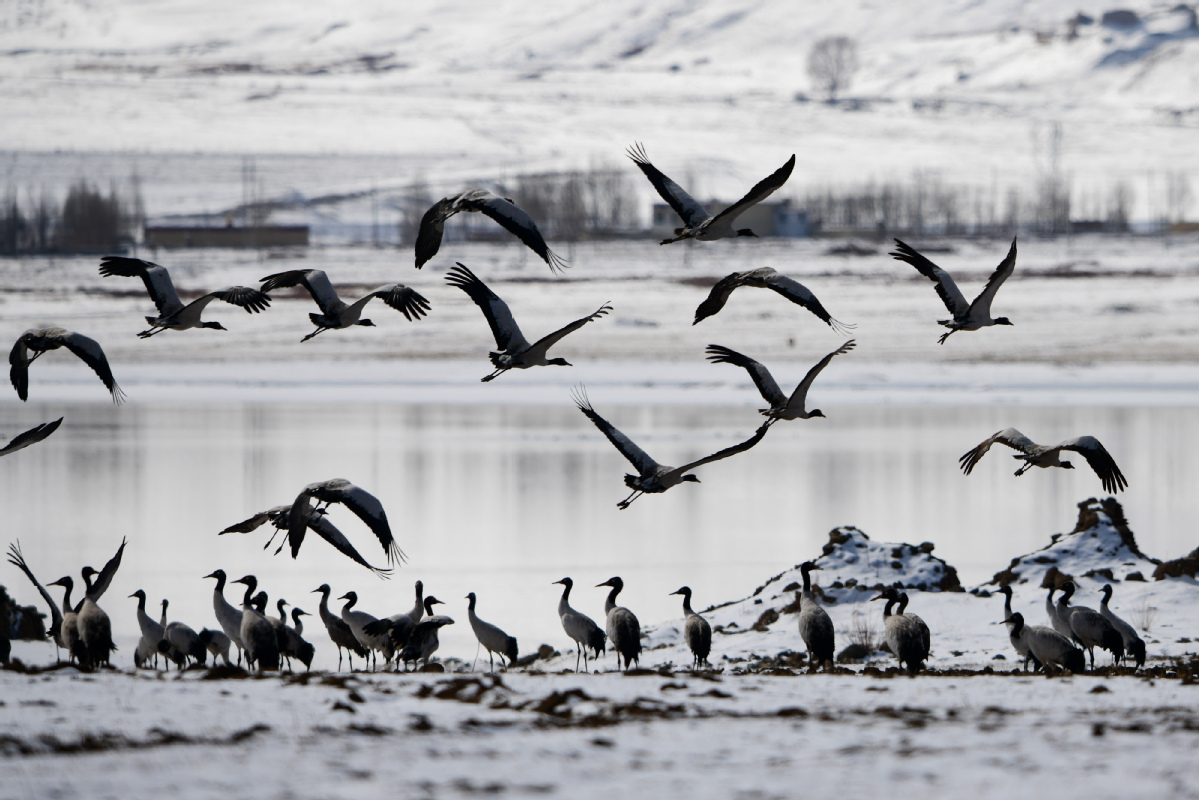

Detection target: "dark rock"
[1125, 571, 1146, 582]
[837, 643, 870, 663]
[1083, 567, 1115, 581]
[783, 582, 800, 592]
[753, 609, 779, 631]
[1154, 548, 1199, 580]
[1101, 9, 1140, 27]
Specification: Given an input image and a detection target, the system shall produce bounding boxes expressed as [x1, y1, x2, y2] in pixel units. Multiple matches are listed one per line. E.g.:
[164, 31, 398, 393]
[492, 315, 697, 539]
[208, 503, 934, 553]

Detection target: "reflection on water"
[2, 401, 1193, 670]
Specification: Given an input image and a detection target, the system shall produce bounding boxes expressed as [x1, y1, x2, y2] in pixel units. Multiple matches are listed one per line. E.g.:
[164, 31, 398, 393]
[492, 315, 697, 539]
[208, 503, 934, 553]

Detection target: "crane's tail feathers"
[569, 384, 592, 413]
[110, 383, 127, 406]
[546, 249, 570, 275]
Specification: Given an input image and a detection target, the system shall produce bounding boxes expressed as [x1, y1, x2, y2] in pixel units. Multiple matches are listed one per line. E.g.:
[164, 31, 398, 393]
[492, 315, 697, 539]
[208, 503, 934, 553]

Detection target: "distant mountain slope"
[1, 0, 1196, 214]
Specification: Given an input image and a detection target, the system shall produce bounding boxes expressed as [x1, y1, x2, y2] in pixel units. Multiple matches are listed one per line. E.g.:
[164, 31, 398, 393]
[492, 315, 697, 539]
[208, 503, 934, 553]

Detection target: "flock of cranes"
[2, 143, 1149, 676]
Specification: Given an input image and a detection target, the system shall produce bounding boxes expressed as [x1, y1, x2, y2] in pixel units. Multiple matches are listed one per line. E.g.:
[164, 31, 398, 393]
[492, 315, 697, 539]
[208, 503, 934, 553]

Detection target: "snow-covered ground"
[4, 665, 1199, 800]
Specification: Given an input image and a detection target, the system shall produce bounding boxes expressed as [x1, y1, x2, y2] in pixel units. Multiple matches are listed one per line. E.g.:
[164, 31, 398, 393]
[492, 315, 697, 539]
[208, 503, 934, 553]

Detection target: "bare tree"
[807, 36, 859, 103]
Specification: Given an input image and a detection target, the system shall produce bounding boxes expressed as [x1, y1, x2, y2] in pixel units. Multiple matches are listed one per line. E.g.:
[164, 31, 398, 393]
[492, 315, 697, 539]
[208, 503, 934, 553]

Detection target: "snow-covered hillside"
[1, 0, 1197, 220]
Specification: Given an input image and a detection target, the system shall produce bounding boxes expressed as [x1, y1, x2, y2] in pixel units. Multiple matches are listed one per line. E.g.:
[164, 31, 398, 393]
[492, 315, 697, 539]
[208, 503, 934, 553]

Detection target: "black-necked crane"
[890, 237, 1016, 344]
[1004, 612, 1085, 674]
[230, 575, 280, 672]
[6, 542, 65, 660]
[573, 385, 769, 509]
[76, 566, 116, 670]
[98, 256, 271, 338]
[597, 577, 641, 671]
[158, 598, 211, 670]
[1099, 584, 1146, 668]
[338, 590, 393, 670]
[311, 584, 369, 671]
[896, 592, 931, 664]
[997, 585, 1037, 671]
[446, 263, 610, 382]
[362, 580, 425, 655]
[706, 340, 855, 426]
[415, 190, 567, 273]
[669, 586, 711, 670]
[1056, 581, 1123, 669]
[276, 600, 314, 671]
[796, 562, 835, 672]
[553, 578, 605, 672]
[128, 589, 165, 669]
[286, 479, 404, 569]
[1045, 584, 1074, 640]
[399, 597, 453, 669]
[0, 417, 63, 458]
[204, 629, 233, 666]
[259, 268, 430, 341]
[627, 143, 795, 245]
[9, 327, 125, 404]
[465, 592, 518, 672]
[692, 267, 854, 333]
[959, 429, 1127, 494]
[221, 500, 392, 578]
[46, 576, 82, 664]
[871, 588, 925, 675]
[202, 570, 245, 666]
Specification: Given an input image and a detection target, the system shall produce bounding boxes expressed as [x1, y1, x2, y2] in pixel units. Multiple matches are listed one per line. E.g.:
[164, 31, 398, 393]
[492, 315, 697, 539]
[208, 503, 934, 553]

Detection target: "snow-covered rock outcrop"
[984, 497, 1159, 589]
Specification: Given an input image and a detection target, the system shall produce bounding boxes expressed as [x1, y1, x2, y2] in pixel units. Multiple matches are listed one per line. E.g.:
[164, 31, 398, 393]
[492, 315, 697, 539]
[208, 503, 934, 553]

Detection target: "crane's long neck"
[317, 588, 332, 619]
[557, 583, 572, 616]
[58, 581, 73, 614]
[801, 566, 813, 596]
[410, 584, 425, 622]
[681, 593, 694, 616]
[604, 586, 621, 614]
[292, 612, 304, 637]
[241, 579, 257, 608]
[1010, 615, 1025, 638]
[1003, 590, 1013, 619]
[882, 597, 896, 618]
[1099, 587, 1112, 610]
[897, 594, 909, 615]
[212, 572, 227, 593]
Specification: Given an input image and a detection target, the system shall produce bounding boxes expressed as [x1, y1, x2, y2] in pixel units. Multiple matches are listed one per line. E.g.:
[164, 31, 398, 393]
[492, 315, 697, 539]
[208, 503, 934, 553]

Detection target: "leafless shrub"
[843, 608, 878, 651]
[1130, 599, 1157, 633]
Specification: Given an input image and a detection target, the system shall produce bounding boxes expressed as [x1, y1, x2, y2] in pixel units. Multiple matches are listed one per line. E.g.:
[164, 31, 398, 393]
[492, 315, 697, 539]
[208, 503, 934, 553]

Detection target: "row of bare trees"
[398, 167, 641, 245]
[1, 179, 144, 255]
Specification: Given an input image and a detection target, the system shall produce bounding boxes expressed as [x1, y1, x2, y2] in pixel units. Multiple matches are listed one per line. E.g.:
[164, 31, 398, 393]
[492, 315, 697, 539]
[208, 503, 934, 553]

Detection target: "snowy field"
[4, 0, 1199, 796]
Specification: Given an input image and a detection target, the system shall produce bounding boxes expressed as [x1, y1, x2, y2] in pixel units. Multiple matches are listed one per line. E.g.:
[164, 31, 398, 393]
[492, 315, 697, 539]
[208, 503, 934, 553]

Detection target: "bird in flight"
[706, 340, 855, 424]
[9, 328, 125, 404]
[259, 269, 430, 342]
[890, 238, 1017, 344]
[286, 479, 405, 567]
[627, 143, 795, 245]
[572, 386, 770, 509]
[446, 263, 610, 382]
[959, 428, 1127, 494]
[99, 256, 271, 338]
[415, 190, 566, 273]
[692, 267, 853, 333]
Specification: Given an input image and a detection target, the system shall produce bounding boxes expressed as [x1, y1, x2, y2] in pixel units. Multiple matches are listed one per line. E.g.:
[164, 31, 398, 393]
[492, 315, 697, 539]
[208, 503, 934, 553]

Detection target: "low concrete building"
[651, 199, 809, 238]
[144, 225, 309, 248]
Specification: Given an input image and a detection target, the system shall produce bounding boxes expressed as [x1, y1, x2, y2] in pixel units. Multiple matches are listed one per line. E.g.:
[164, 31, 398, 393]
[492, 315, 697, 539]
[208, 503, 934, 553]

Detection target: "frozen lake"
[4, 393, 1195, 670]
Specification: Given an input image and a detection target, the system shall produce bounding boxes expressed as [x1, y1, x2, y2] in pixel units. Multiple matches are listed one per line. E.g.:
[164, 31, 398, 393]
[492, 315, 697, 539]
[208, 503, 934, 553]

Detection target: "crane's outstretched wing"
[958, 428, 1038, 475]
[99, 257, 184, 317]
[527, 303, 612, 356]
[705, 345, 787, 408]
[307, 511, 393, 578]
[6, 541, 63, 640]
[571, 386, 658, 475]
[446, 264, 530, 352]
[708, 155, 796, 228]
[464, 193, 567, 274]
[414, 196, 456, 269]
[890, 240, 970, 320]
[301, 479, 404, 566]
[756, 271, 855, 334]
[674, 422, 772, 474]
[787, 340, 856, 411]
[260, 270, 342, 317]
[626, 143, 709, 229]
[0, 417, 63, 457]
[60, 331, 125, 405]
[8, 335, 31, 401]
[368, 284, 432, 322]
[206, 286, 273, 314]
[965, 237, 1017, 319]
[87, 537, 128, 602]
[1057, 436, 1128, 494]
[692, 272, 742, 324]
